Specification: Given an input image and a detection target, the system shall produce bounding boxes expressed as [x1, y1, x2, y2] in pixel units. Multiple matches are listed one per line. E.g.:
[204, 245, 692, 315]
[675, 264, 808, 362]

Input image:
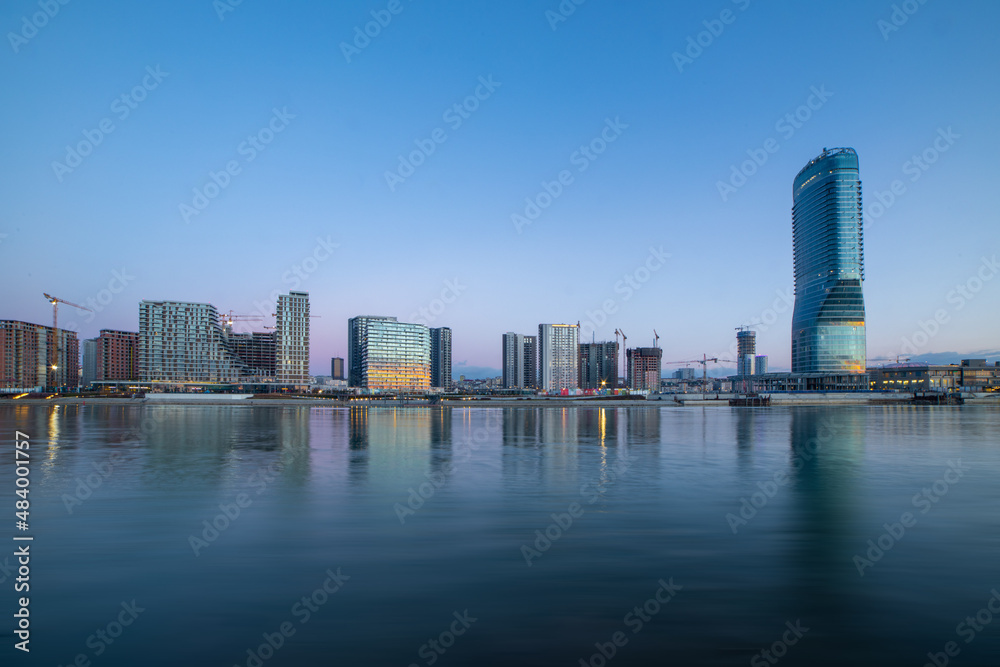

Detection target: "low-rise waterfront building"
[868, 359, 1000, 392]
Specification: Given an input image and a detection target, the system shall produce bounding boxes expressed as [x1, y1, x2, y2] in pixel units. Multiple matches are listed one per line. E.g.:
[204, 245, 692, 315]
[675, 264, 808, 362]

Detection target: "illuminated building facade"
[791, 147, 867, 373]
[348, 316, 431, 391]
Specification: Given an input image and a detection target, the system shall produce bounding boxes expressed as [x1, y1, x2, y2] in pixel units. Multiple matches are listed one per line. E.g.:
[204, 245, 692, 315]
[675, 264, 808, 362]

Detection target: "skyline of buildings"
[1, 142, 994, 392]
[3, 2, 995, 383]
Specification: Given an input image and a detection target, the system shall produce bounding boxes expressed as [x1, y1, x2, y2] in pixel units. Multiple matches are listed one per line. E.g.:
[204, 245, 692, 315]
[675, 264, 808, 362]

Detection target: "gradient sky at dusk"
[2, 0, 998, 376]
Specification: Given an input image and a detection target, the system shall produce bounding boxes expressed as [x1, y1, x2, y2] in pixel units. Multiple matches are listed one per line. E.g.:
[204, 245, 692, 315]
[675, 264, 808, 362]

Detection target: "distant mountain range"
[453, 365, 501, 380]
[904, 350, 999, 366]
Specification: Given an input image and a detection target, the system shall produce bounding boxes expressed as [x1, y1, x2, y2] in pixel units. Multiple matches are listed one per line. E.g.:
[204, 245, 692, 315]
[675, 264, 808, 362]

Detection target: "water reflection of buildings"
[499, 407, 663, 486]
[500, 407, 579, 485]
[733, 408, 782, 473]
[133, 405, 313, 489]
[623, 407, 660, 445]
[348, 407, 370, 482]
[786, 408, 864, 636]
[346, 407, 441, 484]
[429, 408, 453, 474]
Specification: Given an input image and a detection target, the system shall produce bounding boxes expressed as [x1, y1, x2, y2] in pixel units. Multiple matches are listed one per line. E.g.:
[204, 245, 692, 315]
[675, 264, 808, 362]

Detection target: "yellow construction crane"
[44, 292, 92, 335]
[219, 310, 264, 328]
[42, 293, 92, 388]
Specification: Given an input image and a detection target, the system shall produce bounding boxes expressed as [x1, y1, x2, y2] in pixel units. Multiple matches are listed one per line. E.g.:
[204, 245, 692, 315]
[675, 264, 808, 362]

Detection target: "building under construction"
[0, 320, 79, 391]
[627, 347, 662, 391]
[578, 341, 618, 390]
[227, 330, 277, 378]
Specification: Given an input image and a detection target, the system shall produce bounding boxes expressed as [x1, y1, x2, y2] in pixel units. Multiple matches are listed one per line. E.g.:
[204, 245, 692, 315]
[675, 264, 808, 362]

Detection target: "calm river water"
[1, 404, 999, 666]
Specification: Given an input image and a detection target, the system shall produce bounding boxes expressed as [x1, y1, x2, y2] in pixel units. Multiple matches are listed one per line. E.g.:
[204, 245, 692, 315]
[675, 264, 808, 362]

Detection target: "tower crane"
[219, 310, 263, 327]
[662, 354, 737, 395]
[219, 310, 264, 334]
[42, 293, 93, 389]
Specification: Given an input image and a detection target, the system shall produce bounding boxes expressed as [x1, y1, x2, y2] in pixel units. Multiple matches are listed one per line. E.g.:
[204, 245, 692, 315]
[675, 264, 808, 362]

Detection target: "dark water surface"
[2, 404, 999, 666]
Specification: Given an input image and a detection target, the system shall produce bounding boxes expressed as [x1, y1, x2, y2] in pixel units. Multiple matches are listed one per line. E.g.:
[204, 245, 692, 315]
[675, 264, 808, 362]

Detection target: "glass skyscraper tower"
[791, 147, 866, 373]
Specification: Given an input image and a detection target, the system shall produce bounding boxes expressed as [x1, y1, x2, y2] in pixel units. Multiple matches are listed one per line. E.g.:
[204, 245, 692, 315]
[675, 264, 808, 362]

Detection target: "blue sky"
[1, 0, 998, 376]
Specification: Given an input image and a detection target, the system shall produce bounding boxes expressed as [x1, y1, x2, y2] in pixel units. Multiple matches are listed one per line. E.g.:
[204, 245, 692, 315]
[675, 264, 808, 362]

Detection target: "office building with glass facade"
[348, 316, 431, 391]
[791, 147, 866, 373]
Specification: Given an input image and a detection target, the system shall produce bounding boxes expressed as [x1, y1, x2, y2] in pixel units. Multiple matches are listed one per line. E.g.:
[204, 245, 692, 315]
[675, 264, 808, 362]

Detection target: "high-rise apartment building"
[82, 338, 98, 387]
[626, 347, 662, 391]
[275, 291, 310, 385]
[578, 341, 618, 390]
[538, 324, 579, 392]
[502, 332, 537, 390]
[139, 301, 249, 383]
[0, 320, 79, 390]
[430, 327, 452, 390]
[331, 357, 345, 380]
[348, 316, 431, 391]
[96, 329, 138, 381]
[791, 147, 866, 373]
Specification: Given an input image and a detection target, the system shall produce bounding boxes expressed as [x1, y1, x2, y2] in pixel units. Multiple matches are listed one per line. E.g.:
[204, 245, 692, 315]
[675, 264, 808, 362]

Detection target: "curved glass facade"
[791, 147, 866, 373]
